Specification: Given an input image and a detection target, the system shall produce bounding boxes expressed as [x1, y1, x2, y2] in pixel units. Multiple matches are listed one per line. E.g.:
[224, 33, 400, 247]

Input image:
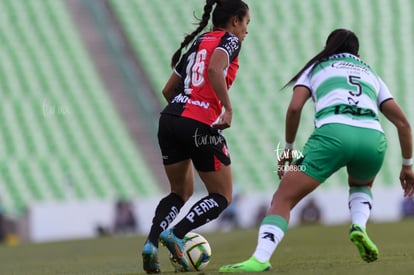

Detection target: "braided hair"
[170, 0, 249, 68]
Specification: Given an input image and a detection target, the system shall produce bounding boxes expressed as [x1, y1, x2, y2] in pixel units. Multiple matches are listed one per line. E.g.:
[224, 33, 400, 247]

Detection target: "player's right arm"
[285, 86, 311, 145]
[278, 86, 311, 179]
[162, 73, 181, 102]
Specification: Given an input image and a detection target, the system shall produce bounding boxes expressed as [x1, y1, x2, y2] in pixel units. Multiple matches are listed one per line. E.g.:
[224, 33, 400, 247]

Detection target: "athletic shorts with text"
[158, 114, 231, 172]
[293, 123, 387, 182]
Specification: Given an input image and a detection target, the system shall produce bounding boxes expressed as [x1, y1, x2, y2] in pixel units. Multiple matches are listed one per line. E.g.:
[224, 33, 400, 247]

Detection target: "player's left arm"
[209, 49, 233, 129]
[381, 99, 414, 197]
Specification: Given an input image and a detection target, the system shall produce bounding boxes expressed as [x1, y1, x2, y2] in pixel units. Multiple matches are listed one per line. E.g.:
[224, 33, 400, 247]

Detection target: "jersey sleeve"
[293, 65, 314, 91]
[173, 55, 186, 78]
[377, 77, 393, 105]
[216, 33, 241, 63]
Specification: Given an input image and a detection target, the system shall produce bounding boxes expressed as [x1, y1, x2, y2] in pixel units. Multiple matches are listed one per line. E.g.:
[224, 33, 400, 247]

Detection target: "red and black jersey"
[161, 30, 241, 126]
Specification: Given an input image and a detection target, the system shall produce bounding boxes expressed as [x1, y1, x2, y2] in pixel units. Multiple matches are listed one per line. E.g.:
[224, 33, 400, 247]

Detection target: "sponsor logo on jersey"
[224, 36, 240, 56]
[200, 36, 218, 42]
[331, 61, 369, 73]
[171, 93, 210, 109]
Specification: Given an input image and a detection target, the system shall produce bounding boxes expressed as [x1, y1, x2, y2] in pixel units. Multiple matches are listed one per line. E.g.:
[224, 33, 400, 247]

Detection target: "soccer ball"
[169, 232, 212, 272]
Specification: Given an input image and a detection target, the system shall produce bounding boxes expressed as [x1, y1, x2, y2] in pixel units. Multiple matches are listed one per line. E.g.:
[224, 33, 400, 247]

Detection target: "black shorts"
[158, 114, 231, 171]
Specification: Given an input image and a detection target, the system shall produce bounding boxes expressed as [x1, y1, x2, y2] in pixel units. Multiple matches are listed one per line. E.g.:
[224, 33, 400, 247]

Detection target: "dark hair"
[284, 28, 360, 88]
[170, 0, 249, 68]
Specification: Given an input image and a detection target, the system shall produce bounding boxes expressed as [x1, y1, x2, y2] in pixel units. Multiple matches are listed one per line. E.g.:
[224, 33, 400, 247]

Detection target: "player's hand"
[277, 149, 293, 179]
[400, 165, 414, 197]
[212, 109, 232, 130]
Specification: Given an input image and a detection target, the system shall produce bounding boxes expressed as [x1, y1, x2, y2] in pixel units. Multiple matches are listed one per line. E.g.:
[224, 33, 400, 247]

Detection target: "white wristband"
[402, 158, 413, 166]
[285, 142, 294, 150]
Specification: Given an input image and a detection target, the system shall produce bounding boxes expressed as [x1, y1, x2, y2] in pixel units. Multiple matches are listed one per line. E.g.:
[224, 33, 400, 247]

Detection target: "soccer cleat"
[159, 228, 189, 271]
[349, 224, 379, 263]
[142, 241, 160, 274]
[219, 256, 271, 272]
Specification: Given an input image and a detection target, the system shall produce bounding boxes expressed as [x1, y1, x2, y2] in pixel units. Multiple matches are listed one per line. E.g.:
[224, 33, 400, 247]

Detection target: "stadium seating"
[110, 0, 414, 193]
[0, 0, 160, 214]
[2, 0, 413, 215]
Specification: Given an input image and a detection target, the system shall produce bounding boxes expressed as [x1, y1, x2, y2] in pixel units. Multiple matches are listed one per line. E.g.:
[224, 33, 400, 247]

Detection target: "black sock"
[173, 193, 228, 238]
[147, 193, 184, 247]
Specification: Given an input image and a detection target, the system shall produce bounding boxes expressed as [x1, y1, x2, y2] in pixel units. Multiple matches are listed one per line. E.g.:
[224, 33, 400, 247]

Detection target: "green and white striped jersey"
[295, 53, 393, 132]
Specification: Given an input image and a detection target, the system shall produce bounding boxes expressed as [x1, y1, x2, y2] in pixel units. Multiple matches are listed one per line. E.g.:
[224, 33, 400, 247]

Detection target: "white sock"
[348, 191, 372, 228]
[252, 224, 285, 262]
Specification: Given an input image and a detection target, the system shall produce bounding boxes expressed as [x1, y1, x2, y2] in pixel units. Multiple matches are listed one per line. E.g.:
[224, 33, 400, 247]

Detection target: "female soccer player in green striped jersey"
[220, 28, 414, 272]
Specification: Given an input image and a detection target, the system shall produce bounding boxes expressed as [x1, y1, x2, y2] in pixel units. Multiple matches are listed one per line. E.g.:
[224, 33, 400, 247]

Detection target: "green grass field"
[1, 220, 414, 275]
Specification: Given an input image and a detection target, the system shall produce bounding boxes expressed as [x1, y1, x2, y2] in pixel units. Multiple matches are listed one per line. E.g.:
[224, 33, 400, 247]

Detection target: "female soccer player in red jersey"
[142, 0, 250, 273]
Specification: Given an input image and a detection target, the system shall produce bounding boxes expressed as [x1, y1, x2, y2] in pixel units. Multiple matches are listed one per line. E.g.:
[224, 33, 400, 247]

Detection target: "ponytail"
[170, 0, 217, 68]
[283, 29, 359, 89]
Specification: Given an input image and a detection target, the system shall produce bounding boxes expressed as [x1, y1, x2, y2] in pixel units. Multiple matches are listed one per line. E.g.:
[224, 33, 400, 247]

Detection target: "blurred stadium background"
[0, 0, 413, 244]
